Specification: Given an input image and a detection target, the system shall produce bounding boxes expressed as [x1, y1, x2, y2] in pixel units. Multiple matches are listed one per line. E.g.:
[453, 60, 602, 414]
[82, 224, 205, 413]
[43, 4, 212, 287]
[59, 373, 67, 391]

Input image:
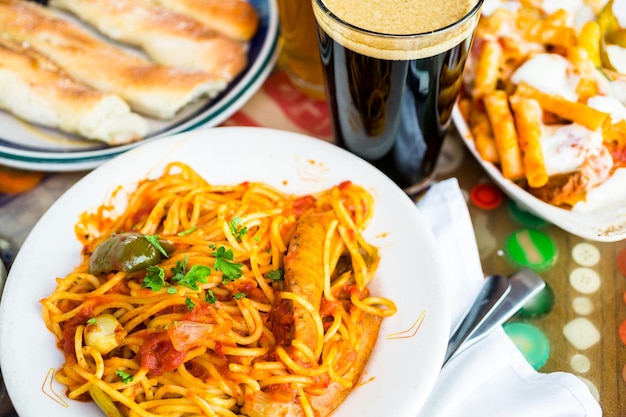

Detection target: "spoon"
[443, 269, 546, 367]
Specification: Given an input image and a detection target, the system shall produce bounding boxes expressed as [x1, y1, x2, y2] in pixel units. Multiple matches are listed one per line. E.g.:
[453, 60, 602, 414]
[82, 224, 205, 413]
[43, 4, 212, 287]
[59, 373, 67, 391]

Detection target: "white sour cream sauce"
[606, 79, 626, 105]
[510, 53, 614, 187]
[510, 53, 579, 101]
[573, 168, 626, 213]
[540, 124, 604, 176]
[588, 95, 626, 123]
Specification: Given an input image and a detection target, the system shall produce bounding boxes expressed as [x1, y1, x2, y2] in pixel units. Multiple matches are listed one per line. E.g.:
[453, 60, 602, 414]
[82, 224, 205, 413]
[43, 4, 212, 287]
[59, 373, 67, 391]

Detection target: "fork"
[443, 269, 546, 366]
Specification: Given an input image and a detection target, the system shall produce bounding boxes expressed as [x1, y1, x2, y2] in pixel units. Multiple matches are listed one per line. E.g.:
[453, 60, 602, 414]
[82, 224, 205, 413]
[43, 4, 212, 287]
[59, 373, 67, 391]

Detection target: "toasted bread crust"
[0, 37, 146, 144]
[0, 0, 226, 119]
[151, 0, 259, 41]
[49, 0, 247, 81]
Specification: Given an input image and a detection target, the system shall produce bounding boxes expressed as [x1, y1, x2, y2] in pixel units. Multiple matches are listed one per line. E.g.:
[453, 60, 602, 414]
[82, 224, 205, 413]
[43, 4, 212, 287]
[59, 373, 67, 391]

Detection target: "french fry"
[567, 46, 598, 101]
[467, 106, 499, 163]
[517, 14, 576, 48]
[477, 8, 516, 37]
[497, 37, 530, 84]
[458, 97, 471, 119]
[472, 40, 503, 98]
[515, 82, 609, 130]
[460, 96, 501, 163]
[459, 98, 500, 163]
[483, 90, 525, 180]
[510, 96, 549, 188]
[578, 21, 602, 67]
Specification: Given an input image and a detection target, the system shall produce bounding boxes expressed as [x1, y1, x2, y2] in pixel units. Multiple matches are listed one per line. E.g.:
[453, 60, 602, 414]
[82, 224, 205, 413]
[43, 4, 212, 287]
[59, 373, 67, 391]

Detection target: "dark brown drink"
[313, 0, 483, 194]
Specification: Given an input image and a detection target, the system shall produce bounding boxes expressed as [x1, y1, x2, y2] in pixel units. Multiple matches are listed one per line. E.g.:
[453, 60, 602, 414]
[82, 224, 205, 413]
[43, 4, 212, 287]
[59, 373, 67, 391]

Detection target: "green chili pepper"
[89, 232, 174, 274]
[89, 384, 125, 417]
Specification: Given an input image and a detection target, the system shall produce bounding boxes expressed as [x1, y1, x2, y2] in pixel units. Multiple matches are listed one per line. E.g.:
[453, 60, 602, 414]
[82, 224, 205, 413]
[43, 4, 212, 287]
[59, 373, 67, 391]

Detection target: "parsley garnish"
[116, 369, 133, 383]
[185, 298, 196, 311]
[171, 257, 210, 291]
[233, 292, 247, 300]
[142, 257, 211, 293]
[266, 269, 283, 281]
[177, 226, 197, 236]
[212, 246, 243, 281]
[146, 235, 169, 258]
[87, 317, 97, 326]
[205, 289, 217, 304]
[228, 217, 248, 242]
[143, 265, 166, 291]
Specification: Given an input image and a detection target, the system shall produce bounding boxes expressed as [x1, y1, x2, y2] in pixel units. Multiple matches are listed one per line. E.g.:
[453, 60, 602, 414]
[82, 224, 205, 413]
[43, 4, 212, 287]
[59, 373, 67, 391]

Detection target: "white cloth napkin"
[415, 178, 602, 417]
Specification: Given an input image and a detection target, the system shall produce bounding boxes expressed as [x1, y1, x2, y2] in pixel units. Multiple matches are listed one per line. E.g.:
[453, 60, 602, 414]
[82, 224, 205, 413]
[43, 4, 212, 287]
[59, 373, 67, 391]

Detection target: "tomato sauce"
[60, 308, 93, 356]
[291, 195, 316, 216]
[138, 332, 186, 375]
[609, 142, 626, 168]
[269, 299, 294, 346]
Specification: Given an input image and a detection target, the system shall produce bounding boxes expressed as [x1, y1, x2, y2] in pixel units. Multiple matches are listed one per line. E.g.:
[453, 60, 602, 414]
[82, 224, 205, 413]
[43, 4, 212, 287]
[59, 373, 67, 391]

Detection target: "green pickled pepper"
[89, 232, 173, 274]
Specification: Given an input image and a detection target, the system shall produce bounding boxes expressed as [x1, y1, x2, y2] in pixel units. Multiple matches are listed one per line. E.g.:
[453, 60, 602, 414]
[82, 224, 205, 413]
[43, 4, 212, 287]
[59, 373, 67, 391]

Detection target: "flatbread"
[0, 36, 147, 145]
[50, 0, 248, 81]
[150, 0, 259, 41]
[0, 0, 226, 119]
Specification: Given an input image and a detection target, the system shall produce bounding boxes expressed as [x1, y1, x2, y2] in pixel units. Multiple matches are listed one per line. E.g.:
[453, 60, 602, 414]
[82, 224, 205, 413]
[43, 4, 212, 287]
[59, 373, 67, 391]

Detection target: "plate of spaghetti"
[0, 127, 449, 417]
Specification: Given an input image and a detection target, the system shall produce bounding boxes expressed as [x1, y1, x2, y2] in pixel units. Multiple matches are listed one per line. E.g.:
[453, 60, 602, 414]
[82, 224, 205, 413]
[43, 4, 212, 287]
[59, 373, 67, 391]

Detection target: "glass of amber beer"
[277, 0, 326, 99]
[312, 0, 484, 195]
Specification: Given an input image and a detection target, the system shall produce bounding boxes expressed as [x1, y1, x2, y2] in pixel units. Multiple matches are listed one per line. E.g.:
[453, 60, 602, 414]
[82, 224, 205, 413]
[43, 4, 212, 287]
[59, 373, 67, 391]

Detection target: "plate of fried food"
[0, 127, 450, 417]
[0, 0, 278, 171]
[455, 0, 626, 242]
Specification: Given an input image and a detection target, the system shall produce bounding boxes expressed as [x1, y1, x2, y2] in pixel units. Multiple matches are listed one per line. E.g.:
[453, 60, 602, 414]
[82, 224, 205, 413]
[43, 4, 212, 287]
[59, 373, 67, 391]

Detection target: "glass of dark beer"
[312, 0, 484, 195]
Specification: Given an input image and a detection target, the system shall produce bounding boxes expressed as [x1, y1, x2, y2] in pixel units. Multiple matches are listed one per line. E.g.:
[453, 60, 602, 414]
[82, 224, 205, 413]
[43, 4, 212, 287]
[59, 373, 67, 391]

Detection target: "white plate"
[0, 0, 279, 172]
[453, 107, 626, 242]
[0, 127, 450, 417]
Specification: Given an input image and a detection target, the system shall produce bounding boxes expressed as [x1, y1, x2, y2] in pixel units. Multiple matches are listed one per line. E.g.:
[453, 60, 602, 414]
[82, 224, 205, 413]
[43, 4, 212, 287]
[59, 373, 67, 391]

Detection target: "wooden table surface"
[445, 131, 626, 417]
[1, 68, 625, 416]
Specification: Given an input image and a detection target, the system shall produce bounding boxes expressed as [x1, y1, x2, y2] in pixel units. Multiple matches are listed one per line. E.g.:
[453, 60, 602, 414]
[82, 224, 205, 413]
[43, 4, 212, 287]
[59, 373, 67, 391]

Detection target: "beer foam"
[314, 0, 482, 60]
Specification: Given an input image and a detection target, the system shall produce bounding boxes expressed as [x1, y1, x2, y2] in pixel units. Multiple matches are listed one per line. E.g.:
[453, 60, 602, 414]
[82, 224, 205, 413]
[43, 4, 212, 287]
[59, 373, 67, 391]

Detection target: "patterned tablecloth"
[1, 67, 626, 416]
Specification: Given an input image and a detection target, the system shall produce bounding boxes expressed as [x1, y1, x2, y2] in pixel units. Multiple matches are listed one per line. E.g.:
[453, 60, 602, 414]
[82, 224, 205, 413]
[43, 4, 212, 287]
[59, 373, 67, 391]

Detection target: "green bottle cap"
[518, 284, 555, 318]
[503, 322, 550, 370]
[504, 229, 557, 272]
[506, 200, 549, 228]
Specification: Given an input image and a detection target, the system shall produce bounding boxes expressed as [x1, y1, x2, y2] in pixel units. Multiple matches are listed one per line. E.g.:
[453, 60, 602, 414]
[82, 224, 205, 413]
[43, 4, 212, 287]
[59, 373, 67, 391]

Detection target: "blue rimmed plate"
[0, 0, 279, 172]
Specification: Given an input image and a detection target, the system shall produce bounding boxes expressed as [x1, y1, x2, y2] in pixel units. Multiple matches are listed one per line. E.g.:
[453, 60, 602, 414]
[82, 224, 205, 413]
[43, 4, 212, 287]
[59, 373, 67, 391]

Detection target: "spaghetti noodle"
[41, 162, 396, 417]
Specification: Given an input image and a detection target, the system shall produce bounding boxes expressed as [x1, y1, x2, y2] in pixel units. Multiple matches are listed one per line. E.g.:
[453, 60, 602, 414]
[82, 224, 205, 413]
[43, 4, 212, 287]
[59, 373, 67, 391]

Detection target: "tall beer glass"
[277, 0, 326, 99]
[312, 0, 484, 195]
